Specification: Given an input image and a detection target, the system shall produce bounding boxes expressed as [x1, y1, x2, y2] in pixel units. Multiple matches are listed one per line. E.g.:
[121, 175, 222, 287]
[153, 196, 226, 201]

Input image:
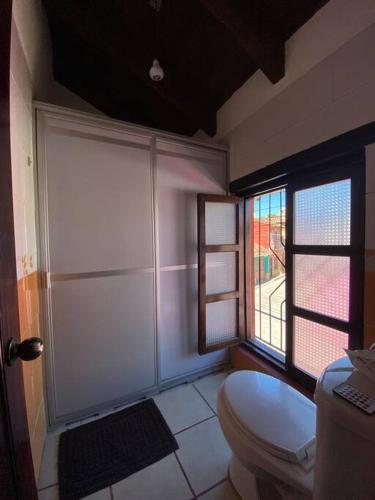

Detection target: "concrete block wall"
[218, 0, 375, 348]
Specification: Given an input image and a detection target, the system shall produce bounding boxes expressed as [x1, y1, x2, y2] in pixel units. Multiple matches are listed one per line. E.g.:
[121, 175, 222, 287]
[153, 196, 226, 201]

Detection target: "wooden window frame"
[197, 194, 245, 354]
[198, 120, 372, 390]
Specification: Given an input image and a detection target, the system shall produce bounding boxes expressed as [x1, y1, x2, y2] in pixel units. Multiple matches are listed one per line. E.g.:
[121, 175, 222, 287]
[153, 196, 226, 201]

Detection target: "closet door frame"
[155, 138, 230, 383]
[35, 103, 229, 426]
[36, 109, 159, 425]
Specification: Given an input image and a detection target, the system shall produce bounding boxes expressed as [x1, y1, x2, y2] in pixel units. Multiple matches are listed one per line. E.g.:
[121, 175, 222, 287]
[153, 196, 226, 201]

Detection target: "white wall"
[216, 0, 375, 180]
[216, 0, 375, 349]
[10, 0, 104, 478]
[11, 0, 103, 280]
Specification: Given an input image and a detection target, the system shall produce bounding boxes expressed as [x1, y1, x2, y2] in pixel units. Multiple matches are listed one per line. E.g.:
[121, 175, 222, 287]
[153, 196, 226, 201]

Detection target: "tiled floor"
[38, 370, 240, 500]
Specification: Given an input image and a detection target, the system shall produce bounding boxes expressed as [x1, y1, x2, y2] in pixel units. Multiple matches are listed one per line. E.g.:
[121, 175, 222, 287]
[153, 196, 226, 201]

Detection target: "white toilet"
[218, 361, 375, 500]
[217, 370, 316, 499]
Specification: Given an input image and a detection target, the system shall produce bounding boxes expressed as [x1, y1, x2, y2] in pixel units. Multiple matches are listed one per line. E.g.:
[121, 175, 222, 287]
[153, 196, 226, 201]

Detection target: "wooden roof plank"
[199, 0, 285, 84]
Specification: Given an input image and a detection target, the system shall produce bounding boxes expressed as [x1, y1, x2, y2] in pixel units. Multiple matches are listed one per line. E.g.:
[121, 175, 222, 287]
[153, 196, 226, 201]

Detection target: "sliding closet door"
[38, 114, 156, 423]
[156, 140, 228, 381]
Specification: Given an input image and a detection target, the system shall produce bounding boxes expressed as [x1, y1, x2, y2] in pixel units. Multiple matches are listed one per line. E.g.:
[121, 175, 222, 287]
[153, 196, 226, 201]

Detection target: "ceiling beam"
[43, 3, 216, 136]
[199, 0, 285, 84]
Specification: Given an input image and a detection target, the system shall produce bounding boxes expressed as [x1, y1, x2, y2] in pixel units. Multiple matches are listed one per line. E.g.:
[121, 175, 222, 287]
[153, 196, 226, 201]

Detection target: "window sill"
[230, 343, 315, 401]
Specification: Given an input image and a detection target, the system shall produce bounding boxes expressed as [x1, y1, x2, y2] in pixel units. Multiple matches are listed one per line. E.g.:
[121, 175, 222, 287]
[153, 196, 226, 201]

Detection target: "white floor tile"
[112, 398, 143, 413]
[48, 426, 65, 436]
[78, 412, 107, 426]
[193, 371, 229, 411]
[112, 454, 192, 500]
[38, 485, 112, 500]
[154, 383, 214, 433]
[38, 374, 234, 499]
[81, 487, 112, 499]
[199, 480, 240, 499]
[176, 417, 231, 495]
[38, 433, 60, 489]
[38, 485, 59, 500]
[66, 420, 83, 429]
[48, 419, 82, 437]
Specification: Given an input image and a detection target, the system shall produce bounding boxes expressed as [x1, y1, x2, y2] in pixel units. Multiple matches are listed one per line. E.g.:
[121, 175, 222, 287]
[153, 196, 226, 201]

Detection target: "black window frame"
[232, 136, 368, 390]
[287, 153, 365, 389]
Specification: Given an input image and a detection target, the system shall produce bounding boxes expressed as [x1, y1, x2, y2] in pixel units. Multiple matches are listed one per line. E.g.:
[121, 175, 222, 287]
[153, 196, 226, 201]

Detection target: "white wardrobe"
[36, 104, 228, 425]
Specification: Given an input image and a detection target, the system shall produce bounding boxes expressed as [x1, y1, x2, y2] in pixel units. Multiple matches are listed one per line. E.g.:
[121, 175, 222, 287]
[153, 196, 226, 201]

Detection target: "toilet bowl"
[217, 371, 316, 500]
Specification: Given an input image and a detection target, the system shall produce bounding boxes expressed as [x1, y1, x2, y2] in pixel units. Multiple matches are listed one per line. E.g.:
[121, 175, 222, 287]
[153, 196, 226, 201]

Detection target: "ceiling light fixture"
[149, 58, 164, 81]
[149, 0, 164, 82]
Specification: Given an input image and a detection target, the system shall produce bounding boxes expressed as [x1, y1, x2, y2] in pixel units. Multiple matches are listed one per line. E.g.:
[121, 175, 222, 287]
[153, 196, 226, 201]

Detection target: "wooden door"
[0, 1, 38, 498]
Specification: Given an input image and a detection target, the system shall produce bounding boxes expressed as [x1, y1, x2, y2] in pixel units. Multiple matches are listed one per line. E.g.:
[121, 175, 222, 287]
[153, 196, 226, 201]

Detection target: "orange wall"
[17, 270, 46, 478]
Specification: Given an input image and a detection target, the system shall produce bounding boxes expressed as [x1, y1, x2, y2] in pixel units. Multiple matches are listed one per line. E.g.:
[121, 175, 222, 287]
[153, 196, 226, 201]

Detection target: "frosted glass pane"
[294, 179, 351, 245]
[205, 202, 236, 245]
[47, 133, 153, 273]
[294, 255, 350, 321]
[206, 252, 236, 295]
[51, 274, 155, 417]
[206, 299, 237, 345]
[294, 316, 348, 378]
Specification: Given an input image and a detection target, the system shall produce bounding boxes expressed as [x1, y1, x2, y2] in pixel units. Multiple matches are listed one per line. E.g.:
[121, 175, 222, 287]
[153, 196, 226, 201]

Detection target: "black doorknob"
[6, 337, 44, 366]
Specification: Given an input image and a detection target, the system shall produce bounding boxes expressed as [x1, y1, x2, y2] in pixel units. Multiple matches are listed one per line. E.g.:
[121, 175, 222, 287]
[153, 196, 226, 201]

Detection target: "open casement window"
[245, 189, 287, 363]
[197, 194, 245, 354]
[243, 150, 364, 390]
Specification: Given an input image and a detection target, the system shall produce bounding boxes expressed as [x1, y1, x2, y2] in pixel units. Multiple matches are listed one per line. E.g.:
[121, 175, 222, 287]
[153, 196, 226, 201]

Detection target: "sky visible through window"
[254, 190, 286, 218]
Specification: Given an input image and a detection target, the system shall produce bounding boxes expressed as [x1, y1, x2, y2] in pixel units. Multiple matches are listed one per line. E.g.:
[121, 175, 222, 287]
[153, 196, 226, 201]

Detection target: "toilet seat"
[217, 371, 316, 497]
[220, 371, 316, 470]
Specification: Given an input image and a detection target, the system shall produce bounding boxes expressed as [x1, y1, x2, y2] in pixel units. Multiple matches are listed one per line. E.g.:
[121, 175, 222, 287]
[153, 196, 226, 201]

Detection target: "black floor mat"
[58, 399, 178, 500]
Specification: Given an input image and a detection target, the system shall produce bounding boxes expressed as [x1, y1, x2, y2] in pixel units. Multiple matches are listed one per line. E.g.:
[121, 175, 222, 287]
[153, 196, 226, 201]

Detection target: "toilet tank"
[313, 357, 375, 500]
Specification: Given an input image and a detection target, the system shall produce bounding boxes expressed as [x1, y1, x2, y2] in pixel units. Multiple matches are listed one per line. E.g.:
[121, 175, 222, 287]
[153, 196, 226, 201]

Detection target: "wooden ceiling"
[43, 0, 329, 136]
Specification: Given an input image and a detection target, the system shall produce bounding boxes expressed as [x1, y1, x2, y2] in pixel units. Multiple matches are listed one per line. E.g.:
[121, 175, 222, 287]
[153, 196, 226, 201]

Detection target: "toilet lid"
[221, 371, 316, 466]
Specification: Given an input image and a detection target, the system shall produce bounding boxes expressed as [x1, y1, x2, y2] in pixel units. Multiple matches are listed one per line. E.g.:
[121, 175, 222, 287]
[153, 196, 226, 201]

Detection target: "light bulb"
[149, 58, 164, 81]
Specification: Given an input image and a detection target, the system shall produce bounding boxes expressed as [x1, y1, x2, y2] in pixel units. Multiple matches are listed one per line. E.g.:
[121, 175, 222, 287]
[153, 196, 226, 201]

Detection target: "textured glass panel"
[205, 202, 236, 245]
[206, 252, 236, 295]
[51, 274, 156, 417]
[294, 255, 350, 321]
[294, 316, 348, 378]
[206, 299, 237, 345]
[294, 179, 351, 245]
